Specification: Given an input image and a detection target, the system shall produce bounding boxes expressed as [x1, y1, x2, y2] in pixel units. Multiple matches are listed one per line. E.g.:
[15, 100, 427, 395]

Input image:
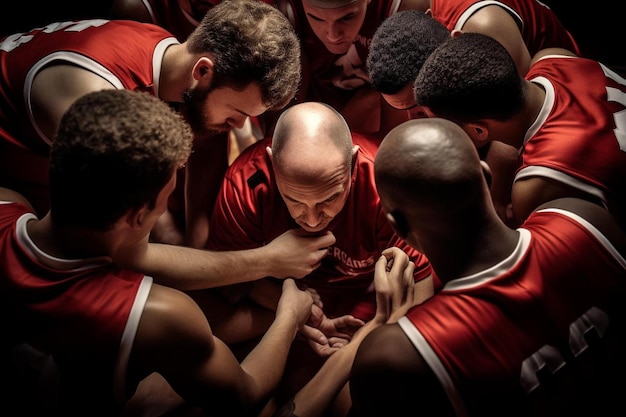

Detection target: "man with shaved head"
[205, 102, 434, 411]
[348, 118, 626, 417]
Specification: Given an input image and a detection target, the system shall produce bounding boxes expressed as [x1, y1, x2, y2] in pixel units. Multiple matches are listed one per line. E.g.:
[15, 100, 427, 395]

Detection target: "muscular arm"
[274, 248, 425, 417]
[130, 280, 312, 416]
[511, 177, 607, 227]
[30, 65, 117, 140]
[349, 324, 456, 417]
[461, 6, 532, 76]
[112, 229, 336, 290]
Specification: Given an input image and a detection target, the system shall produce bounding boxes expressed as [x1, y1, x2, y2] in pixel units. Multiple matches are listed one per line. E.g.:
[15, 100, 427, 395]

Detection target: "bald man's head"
[375, 118, 485, 213]
[269, 102, 357, 233]
[271, 102, 353, 181]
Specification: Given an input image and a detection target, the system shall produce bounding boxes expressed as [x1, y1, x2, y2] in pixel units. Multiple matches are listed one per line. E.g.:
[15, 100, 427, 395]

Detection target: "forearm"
[240, 312, 301, 399]
[286, 321, 380, 417]
[117, 242, 278, 291]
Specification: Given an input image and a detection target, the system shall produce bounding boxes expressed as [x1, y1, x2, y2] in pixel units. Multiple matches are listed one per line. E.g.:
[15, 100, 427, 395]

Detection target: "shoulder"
[135, 284, 215, 352]
[355, 323, 421, 371]
[131, 284, 215, 370]
[533, 198, 626, 257]
[0, 187, 34, 210]
[351, 322, 454, 416]
[530, 47, 577, 66]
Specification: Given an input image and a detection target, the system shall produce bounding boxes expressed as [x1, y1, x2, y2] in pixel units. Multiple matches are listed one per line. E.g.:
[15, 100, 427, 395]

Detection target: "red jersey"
[0, 19, 177, 214]
[430, 0, 581, 56]
[518, 55, 626, 216]
[206, 134, 432, 320]
[399, 207, 626, 416]
[277, 0, 400, 111]
[0, 200, 153, 409]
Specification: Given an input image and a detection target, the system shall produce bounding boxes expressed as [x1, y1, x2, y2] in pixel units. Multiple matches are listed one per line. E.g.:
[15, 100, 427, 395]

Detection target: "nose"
[325, 23, 343, 42]
[301, 207, 323, 228]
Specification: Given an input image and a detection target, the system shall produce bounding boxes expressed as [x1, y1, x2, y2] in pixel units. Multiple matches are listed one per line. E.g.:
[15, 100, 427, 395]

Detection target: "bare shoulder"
[136, 284, 214, 348]
[353, 323, 426, 377]
[530, 47, 577, 65]
[536, 198, 626, 256]
[0, 187, 34, 209]
[350, 322, 455, 416]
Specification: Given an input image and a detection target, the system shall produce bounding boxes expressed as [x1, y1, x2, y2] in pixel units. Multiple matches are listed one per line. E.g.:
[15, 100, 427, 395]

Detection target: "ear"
[266, 146, 273, 159]
[125, 205, 148, 230]
[193, 56, 214, 81]
[386, 211, 409, 239]
[450, 29, 463, 39]
[466, 121, 490, 148]
[350, 145, 360, 167]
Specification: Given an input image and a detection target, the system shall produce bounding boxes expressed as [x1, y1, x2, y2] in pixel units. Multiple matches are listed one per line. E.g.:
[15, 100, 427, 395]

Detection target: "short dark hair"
[367, 10, 450, 94]
[413, 33, 525, 123]
[186, 0, 301, 110]
[49, 90, 193, 230]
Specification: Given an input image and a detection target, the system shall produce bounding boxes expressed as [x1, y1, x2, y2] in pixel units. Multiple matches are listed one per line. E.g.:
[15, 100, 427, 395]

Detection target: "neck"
[488, 81, 545, 150]
[159, 43, 190, 103]
[422, 218, 519, 284]
[27, 214, 114, 260]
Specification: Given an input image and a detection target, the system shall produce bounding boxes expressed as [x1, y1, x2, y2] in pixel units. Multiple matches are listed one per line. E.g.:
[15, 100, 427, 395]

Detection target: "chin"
[326, 43, 350, 55]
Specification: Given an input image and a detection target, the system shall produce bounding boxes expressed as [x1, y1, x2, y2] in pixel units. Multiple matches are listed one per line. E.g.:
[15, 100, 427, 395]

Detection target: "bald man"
[205, 102, 434, 407]
[348, 118, 626, 417]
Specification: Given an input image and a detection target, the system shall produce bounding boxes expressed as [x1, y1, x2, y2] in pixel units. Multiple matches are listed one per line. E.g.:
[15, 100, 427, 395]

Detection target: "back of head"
[187, 0, 301, 110]
[375, 118, 485, 222]
[413, 33, 524, 123]
[367, 10, 450, 95]
[271, 102, 353, 181]
[49, 90, 193, 230]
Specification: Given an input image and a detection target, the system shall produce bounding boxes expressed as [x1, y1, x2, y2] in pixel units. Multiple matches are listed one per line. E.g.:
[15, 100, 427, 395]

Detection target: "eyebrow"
[305, 9, 356, 21]
[284, 191, 341, 205]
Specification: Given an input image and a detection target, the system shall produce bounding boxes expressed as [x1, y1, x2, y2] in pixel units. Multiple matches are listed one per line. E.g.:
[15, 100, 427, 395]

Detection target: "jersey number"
[602, 64, 626, 152]
[519, 306, 609, 393]
[1, 20, 109, 53]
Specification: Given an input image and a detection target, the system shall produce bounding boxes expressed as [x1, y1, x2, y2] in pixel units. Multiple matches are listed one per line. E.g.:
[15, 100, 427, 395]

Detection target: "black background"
[0, 1, 623, 73]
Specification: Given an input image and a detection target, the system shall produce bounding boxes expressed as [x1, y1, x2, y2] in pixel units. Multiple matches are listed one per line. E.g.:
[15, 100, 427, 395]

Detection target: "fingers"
[304, 286, 323, 308]
[301, 324, 328, 346]
[375, 248, 417, 321]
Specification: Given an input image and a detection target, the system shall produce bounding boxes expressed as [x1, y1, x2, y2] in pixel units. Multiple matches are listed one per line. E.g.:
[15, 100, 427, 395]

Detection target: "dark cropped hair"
[186, 0, 301, 110]
[414, 33, 525, 123]
[367, 10, 450, 94]
[49, 90, 193, 230]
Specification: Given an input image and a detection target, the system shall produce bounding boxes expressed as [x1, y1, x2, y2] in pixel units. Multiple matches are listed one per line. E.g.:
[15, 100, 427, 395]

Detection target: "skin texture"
[301, 0, 370, 55]
[412, 33, 617, 228]
[348, 117, 626, 417]
[13, 0, 301, 250]
[268, 103, 357, 234]
[2, 89, 316, 416]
